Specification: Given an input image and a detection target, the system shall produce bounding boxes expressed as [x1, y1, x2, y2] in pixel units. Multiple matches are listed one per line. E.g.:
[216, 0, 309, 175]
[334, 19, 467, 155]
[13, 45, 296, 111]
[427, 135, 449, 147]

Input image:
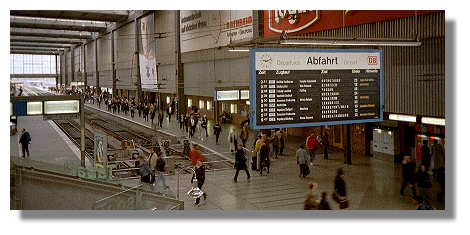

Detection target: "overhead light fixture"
[228, 47, 249, 52]
[280, 40, 421, 47]
[389, 114, 416, 122]
[421, 117, 445, 126]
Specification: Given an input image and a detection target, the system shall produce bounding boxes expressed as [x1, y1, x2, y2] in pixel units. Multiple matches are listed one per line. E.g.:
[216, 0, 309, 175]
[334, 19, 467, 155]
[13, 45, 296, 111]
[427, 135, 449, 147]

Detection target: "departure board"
[250, 48, 383, 129]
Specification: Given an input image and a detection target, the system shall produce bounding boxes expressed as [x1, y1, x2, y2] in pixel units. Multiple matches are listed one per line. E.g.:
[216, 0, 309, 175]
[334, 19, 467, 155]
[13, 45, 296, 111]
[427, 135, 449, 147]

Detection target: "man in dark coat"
[234, 144, 250, 182]
[192, 160, 207, 206]
[213, 122, 222, 144]
[421, 140, 431, 169]
[259, 141, 270, 175]
[400, 155, 417, 196]
[19, 128, 31, 158]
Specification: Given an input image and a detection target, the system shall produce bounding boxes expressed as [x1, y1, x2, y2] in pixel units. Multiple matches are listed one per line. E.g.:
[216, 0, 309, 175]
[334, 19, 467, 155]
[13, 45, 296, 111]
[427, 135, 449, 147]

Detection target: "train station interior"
[3, 2, 469, 233]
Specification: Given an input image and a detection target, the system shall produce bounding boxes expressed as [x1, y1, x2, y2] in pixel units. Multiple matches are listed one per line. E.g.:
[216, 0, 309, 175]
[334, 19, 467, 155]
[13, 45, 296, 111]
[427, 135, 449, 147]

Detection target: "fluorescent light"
[280, 40, 421, 47]
[422, 117, 445, 126]
[389, 114, 416, 122]
[228, 48, 249, 52]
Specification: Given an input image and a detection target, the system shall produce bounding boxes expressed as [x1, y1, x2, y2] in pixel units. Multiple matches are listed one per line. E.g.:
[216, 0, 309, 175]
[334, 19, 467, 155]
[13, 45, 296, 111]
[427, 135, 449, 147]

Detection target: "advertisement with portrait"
[264, 10, 442, 37]
[180, 10, 254, 53]
[139, 13, 158, 90]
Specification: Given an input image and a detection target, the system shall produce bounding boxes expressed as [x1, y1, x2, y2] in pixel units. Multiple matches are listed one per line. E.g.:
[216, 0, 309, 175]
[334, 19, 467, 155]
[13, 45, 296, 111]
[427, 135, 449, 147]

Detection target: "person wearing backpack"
[155, 150, 169, 189]
[19, 128, 31, 158]
[234, 144, 251, 182]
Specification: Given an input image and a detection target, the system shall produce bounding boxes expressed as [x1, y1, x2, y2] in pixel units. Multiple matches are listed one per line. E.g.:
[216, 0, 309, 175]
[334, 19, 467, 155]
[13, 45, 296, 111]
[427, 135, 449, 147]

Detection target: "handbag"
[339, 199, 349, 209]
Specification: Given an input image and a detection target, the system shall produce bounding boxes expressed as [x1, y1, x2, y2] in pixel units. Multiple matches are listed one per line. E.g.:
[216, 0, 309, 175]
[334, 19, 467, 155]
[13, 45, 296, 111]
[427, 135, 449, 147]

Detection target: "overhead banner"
[250, 48, 383, 129]
[264, 10, 442, 37]
[180, 10, 254, 53]
[139, 13, 157, 90]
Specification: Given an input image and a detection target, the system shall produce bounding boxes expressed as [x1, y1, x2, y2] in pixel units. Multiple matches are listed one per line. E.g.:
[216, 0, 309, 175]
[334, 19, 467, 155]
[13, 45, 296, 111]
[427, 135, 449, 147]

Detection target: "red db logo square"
[368, 56, 378, 65]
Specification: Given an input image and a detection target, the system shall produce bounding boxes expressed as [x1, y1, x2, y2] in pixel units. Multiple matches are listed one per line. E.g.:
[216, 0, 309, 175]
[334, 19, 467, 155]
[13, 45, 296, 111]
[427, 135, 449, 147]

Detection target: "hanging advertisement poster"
[180, 10, 254, 53]
[139, 13, 158, 90]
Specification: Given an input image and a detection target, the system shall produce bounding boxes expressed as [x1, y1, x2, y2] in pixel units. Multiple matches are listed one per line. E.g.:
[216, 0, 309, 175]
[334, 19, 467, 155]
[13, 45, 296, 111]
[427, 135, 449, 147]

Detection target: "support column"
[80, 95, 86, 167]
[343, 124, 352, 165]
[111, 30, 117, 96]
[175, 10, 186, 115]
[55, 54, 59, 89]
[71, 46, 75, 82]
[64, 49, 68, 86]
[83, 44, 87, 88]
[95, 38, 100, 93]
[135, 19, 143, 103]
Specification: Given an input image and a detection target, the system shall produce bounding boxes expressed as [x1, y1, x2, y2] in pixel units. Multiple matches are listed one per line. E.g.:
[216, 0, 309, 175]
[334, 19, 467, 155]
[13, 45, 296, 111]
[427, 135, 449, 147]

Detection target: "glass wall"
[10, 54, 57, 74]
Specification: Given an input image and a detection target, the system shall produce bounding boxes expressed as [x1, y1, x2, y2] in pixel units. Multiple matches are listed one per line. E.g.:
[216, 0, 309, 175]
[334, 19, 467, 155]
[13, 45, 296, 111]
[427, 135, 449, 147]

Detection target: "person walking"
[318, 192, 332, 210]
[213, 122, 222, 144]
[271, 132, 280, 159]
[137, 155, 152, 183]
[201, 115, 208, 138]
[179, 114, 185, 130]
[138, 102, 142, 118]
[276, 129, 285, 156]
[321, 132, 329, 160]
[150, 105, 156, 125]
[296, 143, 310, 178]
[154, 150, 169, 189]
[304, 183, 319, 210]
[184, 114, 190, 134]
[130, 101, 136, 118]
[192, 160, 207, 206]
[415, 165, 432, 201]
[259, 138, 270, 175]
[421, 140, 431, 169]
[228, 129, 237, 153]
[333, 168, 348, 209]
[19, 128, 32, 158]
[253, 134, 265, 171]
[239, 125, 249, 148]
[400, 155, 417, 196]
[306, 132, 319, 165]
[158, 111, 164, 128]
[189, 115, 197, 138]
[234, 144, 251, 182]
[148, 147, 158, 184]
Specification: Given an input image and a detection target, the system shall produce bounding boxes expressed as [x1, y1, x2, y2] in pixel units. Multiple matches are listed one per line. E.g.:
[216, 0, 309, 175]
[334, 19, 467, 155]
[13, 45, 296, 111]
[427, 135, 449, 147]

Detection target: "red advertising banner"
[264, 10, 443, 37]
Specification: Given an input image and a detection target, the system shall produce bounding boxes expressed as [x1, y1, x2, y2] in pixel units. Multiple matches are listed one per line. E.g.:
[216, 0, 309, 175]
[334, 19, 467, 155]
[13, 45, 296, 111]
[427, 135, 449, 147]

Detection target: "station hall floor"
[10, 101, 445, 210]
[84, 102, 445, 210]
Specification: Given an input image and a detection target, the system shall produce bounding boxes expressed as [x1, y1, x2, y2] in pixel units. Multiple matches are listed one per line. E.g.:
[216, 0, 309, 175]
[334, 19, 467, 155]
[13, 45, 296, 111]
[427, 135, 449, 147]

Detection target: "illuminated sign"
[216, 90, 239, 101]
[240, 90, 250, 100]
[389, 113, 416, 123]
[421, 117, 445, 126]
[250, 48, 383, 129]
[44, 100, 79, 114]
[27, 101, 43, 115]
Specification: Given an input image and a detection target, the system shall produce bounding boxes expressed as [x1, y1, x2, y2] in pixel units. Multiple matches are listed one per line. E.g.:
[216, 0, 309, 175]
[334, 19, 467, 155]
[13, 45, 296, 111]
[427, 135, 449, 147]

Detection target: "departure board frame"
[249, 48, 384, 130]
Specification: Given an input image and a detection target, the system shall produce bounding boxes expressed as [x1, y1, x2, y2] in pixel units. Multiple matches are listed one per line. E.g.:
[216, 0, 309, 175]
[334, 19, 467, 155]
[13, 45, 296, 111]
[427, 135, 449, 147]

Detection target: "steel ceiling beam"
[11, 42, 75, 48]
[11, 16, 108, 32]
[10, 36, 84, 44]
[10, 10, 129, 22]
[10, 50, 60, 55]
[11, 46, 63, 52]
[11, 27, 94, 39]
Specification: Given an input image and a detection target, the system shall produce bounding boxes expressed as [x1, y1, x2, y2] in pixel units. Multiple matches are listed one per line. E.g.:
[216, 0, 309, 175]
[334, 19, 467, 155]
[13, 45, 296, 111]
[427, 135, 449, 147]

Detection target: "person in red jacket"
[190, 144, 208, 166]
[306, 132, 319, 164]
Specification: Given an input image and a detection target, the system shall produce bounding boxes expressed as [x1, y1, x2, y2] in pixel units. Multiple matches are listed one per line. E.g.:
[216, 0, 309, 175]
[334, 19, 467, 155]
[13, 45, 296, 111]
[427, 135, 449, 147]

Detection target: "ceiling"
[10, 10, 130, 55]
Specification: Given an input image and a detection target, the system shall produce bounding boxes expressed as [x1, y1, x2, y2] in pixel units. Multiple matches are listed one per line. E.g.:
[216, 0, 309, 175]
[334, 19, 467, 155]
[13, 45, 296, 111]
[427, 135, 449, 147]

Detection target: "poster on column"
[250, 48, 384, 130]
[139, 13, 158, 90]
[180, 10, 254, 53]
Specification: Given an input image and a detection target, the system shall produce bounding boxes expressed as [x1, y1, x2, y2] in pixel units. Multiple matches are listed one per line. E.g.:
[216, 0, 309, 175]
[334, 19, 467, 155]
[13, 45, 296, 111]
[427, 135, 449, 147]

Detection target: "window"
[166, 96, 171, 104]
[9, 54, 57, 74]
[199, 100, 205, 109]
[187, 98, 193, 107]
[222, 103, 228, 113]
[230, 104, 238, 114]
[206, 101, 212, 111]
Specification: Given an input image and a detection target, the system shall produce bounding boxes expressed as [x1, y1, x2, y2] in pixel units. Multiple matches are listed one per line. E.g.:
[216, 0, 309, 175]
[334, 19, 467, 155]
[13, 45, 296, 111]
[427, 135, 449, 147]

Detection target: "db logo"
[368, 56, 378, 65]
[268, 10, 320, 33]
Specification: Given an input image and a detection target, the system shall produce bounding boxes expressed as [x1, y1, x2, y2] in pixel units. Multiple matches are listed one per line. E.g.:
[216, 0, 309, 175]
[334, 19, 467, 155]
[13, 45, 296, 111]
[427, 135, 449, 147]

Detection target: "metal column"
[343, 124, 352, 165]
[135, 19, 143, 103]
[111, 30, 117, 95]
[55, 54, 59, 89]
[95, 38, 100, 93]
[175, 10, 185, 115]
[80, 95, 86, 167]
[71, 46, 75, 82]
[83, 44, 87, 88]
[64, 49, 68, 86]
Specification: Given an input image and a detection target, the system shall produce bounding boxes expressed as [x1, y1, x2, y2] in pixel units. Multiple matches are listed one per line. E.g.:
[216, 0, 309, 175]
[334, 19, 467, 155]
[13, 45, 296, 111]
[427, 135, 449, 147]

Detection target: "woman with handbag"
[333, 168, 349, 209]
